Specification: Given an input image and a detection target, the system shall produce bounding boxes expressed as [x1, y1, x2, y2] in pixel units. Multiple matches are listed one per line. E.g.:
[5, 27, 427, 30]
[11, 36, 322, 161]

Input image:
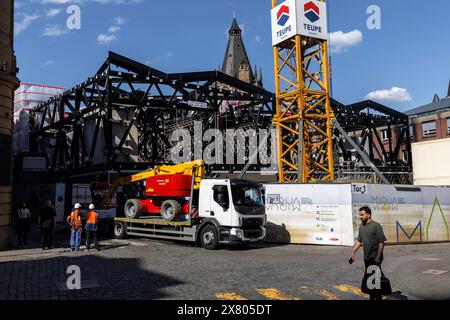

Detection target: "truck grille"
[241, 218, 264, 229]
[243, 229, 263, 239]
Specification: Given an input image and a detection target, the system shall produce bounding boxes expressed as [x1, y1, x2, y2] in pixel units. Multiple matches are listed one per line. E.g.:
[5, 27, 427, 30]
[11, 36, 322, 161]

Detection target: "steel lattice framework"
[272, 0, 334, 183]
[29, 52, 274, 181]
[333, 99, 412, 173]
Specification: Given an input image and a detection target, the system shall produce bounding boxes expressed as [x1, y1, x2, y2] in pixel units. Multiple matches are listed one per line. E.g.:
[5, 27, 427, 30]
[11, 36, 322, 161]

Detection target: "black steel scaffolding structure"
[26, 52, 412, 184]
[28, 52, 274, 181]
[332, 99, 412, 176]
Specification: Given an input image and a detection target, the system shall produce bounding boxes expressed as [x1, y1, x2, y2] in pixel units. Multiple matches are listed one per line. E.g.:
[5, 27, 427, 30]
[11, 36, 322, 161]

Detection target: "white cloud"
[329, 30, 363, 53]
[15, 14, 40, 36]
[41, 0, 74, 4]
[255, 35, 261, 43]
[42, 60, 55, 67]
[114, 17, 126, 25]
[46, 8, 62, 17]
[43, 24, 68, 36]
[365, 87, 412, 103]
[108, 26, 121, 33]
[239, 23, 245, 34]
[98, 16, 125, 45]
[97, 33, 117, 45]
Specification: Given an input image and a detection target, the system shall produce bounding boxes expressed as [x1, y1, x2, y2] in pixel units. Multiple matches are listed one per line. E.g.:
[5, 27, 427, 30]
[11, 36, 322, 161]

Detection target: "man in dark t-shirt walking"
[349, 206, 387, 300]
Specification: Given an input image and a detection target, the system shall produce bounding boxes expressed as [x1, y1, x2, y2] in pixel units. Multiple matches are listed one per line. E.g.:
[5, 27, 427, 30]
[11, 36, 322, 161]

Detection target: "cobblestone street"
[1, 224, 449, 300]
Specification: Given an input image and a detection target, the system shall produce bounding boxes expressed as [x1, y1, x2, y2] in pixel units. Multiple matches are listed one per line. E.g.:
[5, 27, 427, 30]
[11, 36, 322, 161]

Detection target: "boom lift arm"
[100, 160, 206, 208]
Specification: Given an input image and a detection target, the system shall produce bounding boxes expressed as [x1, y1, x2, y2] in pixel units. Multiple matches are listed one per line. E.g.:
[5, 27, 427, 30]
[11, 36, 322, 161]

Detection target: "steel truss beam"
[332, 99, 412, 173]
[29, 51, 274, 179]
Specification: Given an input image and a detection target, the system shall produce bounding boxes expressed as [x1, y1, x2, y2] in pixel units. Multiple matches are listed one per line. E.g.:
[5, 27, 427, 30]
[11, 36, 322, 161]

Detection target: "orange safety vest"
[67, 210, 82, 229]
[86, 210, 99, 224]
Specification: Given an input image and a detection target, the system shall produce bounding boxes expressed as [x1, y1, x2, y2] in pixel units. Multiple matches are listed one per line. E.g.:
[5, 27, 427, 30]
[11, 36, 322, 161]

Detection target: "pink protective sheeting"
[13, 83, 64, 153]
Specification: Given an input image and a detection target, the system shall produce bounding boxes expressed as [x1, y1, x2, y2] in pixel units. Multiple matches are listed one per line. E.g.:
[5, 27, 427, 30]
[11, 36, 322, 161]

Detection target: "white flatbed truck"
[113, 178, 266, 249]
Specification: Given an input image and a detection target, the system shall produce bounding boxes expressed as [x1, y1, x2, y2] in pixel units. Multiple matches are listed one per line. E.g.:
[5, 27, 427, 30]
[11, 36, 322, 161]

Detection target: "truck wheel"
[160, 200, 180, 221]
[114, 221, 127, 239]
[124, 199, 141, 219]
[200, 225, 219, 250]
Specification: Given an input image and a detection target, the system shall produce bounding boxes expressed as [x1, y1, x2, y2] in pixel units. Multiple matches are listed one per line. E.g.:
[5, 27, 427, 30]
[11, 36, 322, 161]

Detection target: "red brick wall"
[411, 116, 450, 143]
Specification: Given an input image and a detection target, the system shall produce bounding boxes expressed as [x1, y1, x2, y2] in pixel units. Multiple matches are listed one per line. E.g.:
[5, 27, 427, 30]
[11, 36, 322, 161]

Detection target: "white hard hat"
[74, 203, 82, 209]
[89, 204, 95, 210]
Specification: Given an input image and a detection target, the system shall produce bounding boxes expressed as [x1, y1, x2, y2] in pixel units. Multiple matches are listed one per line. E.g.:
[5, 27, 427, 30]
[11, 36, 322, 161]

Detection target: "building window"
[447, 118, 450, 133]
[381, 129, 389, 141]
[422, 121, 436, 136]
[409, 125, 414, 138]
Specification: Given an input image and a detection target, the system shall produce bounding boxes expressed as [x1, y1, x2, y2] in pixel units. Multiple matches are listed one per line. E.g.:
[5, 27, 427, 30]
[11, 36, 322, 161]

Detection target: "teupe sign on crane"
[271, 0, 329, 46]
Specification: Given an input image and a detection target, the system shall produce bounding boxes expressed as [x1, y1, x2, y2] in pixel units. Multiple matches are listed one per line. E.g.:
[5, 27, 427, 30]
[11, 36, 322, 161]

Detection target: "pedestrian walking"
[38, 201, 56, 250]
[16, 202, 31, 246]
[349, 206, 389, 300]
[67, 203, 83, 252]
[85, 204, 100, 251]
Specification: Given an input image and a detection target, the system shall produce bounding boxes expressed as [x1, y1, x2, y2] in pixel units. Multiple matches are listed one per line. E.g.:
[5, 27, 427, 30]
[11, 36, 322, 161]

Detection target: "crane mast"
[272, 0, 334, 183]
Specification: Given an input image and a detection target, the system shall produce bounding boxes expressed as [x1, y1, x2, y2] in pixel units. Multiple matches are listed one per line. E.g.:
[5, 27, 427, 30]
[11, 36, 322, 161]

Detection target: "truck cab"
[197, 179, 266, 248]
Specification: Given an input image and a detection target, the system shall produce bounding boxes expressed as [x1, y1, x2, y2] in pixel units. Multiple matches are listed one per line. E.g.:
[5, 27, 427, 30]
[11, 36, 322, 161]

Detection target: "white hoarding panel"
[412, 138, 450, 186]
[421, 187, 450, 242]
[264, 184, 354, 246]
[352, 184, 450, 244]
[265, 183, 450, 246]
[271, 0, 328, 46]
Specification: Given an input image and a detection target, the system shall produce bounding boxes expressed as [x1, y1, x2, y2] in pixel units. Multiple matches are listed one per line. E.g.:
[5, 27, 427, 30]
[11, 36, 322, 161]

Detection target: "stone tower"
[221, 18, 263, 87]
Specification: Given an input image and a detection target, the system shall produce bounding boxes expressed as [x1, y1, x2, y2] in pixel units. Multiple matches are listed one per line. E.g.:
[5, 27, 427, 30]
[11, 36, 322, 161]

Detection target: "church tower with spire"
[221, 18, 263, 87]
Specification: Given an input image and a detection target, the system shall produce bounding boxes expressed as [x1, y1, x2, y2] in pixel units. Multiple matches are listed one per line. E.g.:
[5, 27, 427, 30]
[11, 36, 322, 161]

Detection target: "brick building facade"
[364, 81, 450, 164]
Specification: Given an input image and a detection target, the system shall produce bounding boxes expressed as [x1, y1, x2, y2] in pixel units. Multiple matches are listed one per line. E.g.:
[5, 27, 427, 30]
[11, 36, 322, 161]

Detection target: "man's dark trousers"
[42, 227, 53, 249]
[86, 230, 98, 250]
[364, 258, 384, 301]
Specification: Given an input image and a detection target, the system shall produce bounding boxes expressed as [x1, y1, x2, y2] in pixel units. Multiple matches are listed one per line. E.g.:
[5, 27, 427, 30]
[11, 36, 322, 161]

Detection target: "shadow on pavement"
[9, 222, 121, 252]
[0, 254, 184, 300]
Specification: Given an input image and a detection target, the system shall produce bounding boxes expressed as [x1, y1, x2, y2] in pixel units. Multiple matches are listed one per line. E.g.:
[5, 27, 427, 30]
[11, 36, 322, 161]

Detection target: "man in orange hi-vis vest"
[67, 203, 83, 252]
[85, 204, 100, 251]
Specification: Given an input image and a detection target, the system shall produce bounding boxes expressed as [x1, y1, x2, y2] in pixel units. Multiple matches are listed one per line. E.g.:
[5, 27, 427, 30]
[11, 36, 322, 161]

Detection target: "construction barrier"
[264, 183, 450, 246]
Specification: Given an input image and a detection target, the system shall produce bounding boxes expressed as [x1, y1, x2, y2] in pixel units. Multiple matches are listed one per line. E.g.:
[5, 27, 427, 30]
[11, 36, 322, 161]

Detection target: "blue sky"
[14, 0, 450, 112]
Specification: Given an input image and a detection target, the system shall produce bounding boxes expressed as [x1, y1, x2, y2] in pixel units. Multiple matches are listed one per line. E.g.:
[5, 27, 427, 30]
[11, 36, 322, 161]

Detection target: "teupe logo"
[277, 5, 290, 26]
[304, 1, 320, 23]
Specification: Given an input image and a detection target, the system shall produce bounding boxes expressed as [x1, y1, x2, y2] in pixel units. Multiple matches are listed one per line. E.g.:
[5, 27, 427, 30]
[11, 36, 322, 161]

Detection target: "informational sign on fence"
[264, 183, 450, 246]
[264, 183, 354, 246]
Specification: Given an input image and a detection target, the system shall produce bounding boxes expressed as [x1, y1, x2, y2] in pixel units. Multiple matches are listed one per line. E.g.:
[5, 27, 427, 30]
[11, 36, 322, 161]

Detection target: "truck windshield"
[231, 184, 263, 207]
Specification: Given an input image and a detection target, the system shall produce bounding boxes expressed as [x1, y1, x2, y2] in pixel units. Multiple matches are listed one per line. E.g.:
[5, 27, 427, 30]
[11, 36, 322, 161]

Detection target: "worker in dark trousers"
[349, 206, 387, 300]
[38, 201, 56, 250]
[67, 203, 83, 252]
[85, 204, 100, 251]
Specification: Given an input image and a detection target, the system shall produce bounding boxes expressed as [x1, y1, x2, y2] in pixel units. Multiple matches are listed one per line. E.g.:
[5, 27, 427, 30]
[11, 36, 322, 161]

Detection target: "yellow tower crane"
[272, 0, 335, 183]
